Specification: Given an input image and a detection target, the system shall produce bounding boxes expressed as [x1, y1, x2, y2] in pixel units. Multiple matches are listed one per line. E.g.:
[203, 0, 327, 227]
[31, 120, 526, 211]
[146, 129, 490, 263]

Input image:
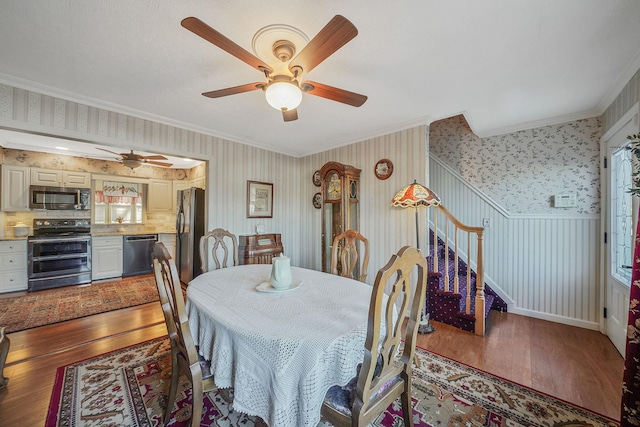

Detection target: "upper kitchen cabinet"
[31, 168, 91, 188]
[1, 165, 30, 211]
[147, 179, 174, 213]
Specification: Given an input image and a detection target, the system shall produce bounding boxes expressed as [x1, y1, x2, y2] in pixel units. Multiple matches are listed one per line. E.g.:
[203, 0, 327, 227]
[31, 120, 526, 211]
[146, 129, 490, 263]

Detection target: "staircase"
[425, 205, 507, 335]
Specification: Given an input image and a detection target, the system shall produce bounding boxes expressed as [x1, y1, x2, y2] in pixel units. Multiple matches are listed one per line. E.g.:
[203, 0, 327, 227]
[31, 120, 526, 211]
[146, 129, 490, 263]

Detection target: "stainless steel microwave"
[29, 186, 90, 210]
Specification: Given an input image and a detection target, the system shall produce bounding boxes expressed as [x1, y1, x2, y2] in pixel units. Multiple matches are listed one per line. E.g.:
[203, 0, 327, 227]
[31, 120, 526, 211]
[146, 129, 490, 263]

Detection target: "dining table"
[185, 263, 374, 427]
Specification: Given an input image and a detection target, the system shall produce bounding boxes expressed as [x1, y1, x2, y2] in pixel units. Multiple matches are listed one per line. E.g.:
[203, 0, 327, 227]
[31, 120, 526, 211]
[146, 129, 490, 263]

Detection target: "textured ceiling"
[0, 0, 639, 157]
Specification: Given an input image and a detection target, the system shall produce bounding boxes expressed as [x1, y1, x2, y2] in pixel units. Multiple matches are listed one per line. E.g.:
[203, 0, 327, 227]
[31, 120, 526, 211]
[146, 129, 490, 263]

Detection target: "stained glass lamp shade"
[391, 180, 441, 250]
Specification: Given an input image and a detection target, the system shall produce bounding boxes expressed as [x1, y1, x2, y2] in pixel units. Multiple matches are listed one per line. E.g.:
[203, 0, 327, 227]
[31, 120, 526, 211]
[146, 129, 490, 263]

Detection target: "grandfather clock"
[320, 161, 361, 273]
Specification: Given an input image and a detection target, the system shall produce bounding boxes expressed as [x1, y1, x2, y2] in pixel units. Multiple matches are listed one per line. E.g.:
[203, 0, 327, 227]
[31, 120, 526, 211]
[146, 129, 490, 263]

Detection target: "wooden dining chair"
[152, 242, 216, 427]
[322, 246, 427, 427]
[199, 228, 239, 273]
[331, 229, 370, 282]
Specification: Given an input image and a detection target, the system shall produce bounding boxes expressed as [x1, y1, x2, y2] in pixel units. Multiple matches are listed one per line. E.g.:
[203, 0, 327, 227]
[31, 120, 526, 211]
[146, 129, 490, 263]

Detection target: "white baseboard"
[507, 307, 601, 331]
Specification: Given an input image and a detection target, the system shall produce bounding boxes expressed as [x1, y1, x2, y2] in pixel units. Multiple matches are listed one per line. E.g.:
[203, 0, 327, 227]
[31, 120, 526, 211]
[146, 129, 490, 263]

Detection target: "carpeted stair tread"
[427, 231, 508, 333]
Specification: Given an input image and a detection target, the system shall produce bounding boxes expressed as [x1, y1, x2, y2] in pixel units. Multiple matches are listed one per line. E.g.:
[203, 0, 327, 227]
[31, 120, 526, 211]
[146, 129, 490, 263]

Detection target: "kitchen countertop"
[1, 231, 175, 240]
[91, 230, 175, 237]
[0, 236, 28, 241]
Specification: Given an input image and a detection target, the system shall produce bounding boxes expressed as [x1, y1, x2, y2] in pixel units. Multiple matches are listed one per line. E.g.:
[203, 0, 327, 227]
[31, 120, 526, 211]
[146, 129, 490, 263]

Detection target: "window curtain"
[621, 205, 640, 425]
[96, 181, 142, 204]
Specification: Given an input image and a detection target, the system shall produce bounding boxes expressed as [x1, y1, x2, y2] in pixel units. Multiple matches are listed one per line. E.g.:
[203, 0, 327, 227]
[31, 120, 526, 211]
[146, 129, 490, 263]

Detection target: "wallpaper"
[429, 115, 601, 215]
[1, 147, 192, 180]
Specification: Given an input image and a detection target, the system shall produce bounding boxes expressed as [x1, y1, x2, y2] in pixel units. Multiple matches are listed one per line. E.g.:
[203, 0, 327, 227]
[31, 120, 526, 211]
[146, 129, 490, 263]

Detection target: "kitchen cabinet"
[158, 233, 176, 259]
[92, 236, 123, 280]
[1, 165, 30, 211]
[174, 180, 192, 193]
[147, 179, 174, 213]
[0, 240, 28, 293]
[191, 176, 206, 189]
[31, 168, 91, 188]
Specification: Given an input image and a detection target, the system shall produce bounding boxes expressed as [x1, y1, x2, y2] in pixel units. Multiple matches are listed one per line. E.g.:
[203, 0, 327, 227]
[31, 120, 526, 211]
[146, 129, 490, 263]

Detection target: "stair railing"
[429, 204, 486, 335]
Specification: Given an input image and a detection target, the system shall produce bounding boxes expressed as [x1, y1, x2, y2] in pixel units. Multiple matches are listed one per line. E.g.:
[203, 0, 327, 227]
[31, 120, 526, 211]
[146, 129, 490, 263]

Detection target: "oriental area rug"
[0, 275, 158, 333]
[45, 337, 618, 427]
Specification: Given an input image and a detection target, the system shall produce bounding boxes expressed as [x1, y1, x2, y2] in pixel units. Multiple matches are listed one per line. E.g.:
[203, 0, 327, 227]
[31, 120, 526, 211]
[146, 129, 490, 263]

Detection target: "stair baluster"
[428, 204, 487, 335]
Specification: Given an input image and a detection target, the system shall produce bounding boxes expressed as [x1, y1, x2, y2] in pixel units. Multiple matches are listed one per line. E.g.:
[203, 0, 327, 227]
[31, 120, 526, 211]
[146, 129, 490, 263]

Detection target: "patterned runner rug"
[0, 275, 158, 333]
[46, 337, 618, 427]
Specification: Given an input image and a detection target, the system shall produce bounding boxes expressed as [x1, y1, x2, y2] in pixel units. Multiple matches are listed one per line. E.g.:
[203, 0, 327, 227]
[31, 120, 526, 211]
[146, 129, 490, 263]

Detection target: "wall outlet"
[482, 218, 491, 227]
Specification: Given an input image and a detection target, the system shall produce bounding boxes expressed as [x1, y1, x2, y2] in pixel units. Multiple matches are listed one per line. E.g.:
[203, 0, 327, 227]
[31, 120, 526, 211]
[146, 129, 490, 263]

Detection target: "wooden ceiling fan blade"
[282, 109, 298, 122]
[95, 147, 123, 157]
[181, 17, 273, 74]
[202, 82, 265, 98]
[302, 81, 367, 107]
[142, 155, 169, 161]
[288, 15, 357, 75]
[145, 160, 173, 167]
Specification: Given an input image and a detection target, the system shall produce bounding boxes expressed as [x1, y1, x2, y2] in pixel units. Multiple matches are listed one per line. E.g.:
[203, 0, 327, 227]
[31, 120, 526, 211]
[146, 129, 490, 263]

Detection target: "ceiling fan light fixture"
[265, 81, 302, 111]
[122, 158, 142, 169]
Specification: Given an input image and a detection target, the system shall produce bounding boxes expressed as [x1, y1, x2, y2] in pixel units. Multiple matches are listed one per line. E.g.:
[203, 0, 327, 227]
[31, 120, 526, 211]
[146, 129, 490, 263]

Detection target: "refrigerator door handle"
[177, 210, 185, 235]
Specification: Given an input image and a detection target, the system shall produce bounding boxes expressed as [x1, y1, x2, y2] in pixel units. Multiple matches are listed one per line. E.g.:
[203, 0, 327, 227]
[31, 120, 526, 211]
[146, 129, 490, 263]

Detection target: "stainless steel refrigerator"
[176, 187, 205, 284]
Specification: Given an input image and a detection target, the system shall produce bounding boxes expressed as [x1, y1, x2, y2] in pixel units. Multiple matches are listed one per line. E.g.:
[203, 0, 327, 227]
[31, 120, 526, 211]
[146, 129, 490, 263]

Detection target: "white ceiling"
[0, 0, 639, 158]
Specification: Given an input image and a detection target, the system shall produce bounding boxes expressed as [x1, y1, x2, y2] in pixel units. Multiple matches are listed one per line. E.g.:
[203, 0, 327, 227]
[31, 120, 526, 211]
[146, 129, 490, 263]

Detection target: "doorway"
[603, 105, 638, 356]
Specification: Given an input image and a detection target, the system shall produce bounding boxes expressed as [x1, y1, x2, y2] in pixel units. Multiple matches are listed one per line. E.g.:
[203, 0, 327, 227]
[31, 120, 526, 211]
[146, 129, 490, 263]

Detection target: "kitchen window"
[94, 181, 144, 224]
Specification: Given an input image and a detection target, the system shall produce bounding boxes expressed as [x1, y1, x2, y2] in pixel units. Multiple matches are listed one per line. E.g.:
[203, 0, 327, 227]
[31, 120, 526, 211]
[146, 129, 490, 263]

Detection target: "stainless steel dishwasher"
[123, 234, 158, 276]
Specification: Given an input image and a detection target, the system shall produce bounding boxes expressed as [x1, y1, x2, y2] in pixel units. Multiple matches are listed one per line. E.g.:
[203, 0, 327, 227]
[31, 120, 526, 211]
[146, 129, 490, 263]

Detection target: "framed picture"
[247, 180, 273, 218]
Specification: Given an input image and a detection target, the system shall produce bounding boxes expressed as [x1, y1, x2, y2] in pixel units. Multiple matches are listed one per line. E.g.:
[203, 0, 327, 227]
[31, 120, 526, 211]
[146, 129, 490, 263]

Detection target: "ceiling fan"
[96, 148, 173, 169]
[181, 15, 368, 122]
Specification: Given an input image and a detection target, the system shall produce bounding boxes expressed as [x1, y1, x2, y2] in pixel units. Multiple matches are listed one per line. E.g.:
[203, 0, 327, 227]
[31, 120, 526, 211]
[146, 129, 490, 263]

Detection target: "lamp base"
[418, 313, 435, 334]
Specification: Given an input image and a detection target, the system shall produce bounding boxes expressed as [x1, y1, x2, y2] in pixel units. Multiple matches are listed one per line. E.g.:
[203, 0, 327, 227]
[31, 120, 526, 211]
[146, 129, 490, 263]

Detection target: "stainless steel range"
[27, 219, 92, 291]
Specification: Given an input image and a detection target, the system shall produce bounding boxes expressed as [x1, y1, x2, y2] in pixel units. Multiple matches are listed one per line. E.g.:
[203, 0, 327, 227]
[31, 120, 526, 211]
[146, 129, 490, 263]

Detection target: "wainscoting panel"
[430, 155, 601, 329]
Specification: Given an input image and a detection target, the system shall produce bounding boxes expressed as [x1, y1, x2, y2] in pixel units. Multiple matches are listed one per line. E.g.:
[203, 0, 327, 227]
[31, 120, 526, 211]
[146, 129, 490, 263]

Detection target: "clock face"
[327, 173, 341, 200]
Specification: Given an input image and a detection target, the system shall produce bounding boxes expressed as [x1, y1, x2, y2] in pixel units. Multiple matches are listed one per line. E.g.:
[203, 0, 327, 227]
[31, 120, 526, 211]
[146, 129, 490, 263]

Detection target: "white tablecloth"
[186, 264, 373, 427]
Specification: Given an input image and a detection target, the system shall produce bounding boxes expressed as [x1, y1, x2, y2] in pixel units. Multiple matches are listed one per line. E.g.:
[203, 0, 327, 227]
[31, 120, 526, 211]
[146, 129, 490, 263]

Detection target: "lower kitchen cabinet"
[92, 236, 123, 280]
[0, 240, 27, 293]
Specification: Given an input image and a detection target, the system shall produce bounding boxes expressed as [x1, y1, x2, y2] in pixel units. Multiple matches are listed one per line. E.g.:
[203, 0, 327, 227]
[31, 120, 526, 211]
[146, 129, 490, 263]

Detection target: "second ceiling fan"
[181, 15, 367, 122]
[96, 148, 173, 169]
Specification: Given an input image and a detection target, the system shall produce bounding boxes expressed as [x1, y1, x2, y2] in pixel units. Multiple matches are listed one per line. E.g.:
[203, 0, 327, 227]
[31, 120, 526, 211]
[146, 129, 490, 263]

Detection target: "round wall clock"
[176, 168, 187, 180]
[374, 159, 394, 180]
[312, 170, 321, 187]
[313, 192, 322, 209]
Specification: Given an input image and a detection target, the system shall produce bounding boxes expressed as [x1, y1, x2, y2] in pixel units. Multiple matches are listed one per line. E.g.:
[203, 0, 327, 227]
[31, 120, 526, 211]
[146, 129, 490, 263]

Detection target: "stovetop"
[32, 218, 91, 236]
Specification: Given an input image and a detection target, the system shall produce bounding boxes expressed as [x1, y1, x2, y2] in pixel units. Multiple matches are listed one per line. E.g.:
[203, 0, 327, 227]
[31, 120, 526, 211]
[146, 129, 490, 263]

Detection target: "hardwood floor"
[0, 305, 624, 426]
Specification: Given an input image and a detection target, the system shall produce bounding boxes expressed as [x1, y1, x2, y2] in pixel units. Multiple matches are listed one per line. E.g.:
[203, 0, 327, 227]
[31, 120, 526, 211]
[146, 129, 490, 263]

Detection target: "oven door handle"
[29, 236, 91, 243]
[30, 253, 90, 262]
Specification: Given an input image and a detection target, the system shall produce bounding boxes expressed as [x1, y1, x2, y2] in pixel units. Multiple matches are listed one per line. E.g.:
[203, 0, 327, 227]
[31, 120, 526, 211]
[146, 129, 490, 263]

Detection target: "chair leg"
[401, 389, 414, 427]
[190, 380, 204, 427]
[164, 353, 180, 425]
[0, 327, 9, 389]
